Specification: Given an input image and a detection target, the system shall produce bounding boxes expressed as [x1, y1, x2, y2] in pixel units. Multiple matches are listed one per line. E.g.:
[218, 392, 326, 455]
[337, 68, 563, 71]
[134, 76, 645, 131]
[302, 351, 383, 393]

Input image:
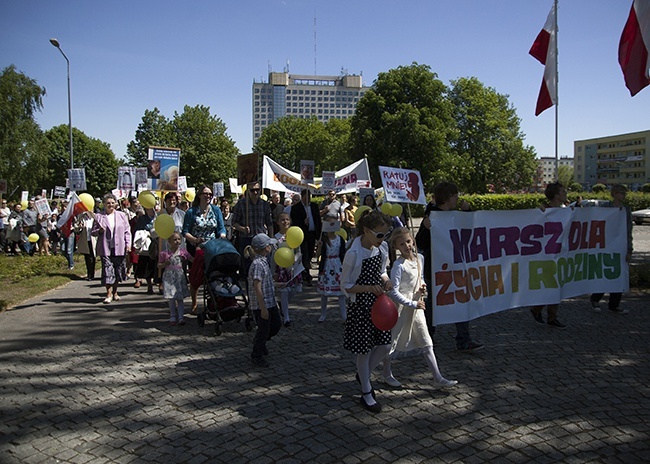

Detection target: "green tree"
[45, 125, 119, 197]
[253, 116, 353, 173]
[125, 108, 175, 167]
[0, 65, 48, 198]
[557, 164, 574, 189]
[171, 105, 239, 187]
[448, 77, 537, 193]
[350, 62, 455, 191]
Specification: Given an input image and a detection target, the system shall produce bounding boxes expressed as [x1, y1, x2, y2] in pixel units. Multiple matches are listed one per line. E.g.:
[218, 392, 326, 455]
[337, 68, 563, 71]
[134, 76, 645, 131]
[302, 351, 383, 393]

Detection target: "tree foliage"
[253, 116, 353, 173]
[557, 164, 574, 189]
[448, 77, 537, 193]
[0, 65, 48, 197]
[125, 108, 175, 166]
[350, 63, 455, 192]
[45, 125, 119, 197]
[172, 105, 238, 187]
[126, 106, 239, 188]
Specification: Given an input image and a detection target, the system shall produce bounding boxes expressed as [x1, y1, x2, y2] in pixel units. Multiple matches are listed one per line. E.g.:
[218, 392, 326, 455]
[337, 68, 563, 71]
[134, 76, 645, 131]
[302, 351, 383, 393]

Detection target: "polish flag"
[529, 4, 557, 116]
[57, 192, 89, 238]
[619, 0, 650, 96]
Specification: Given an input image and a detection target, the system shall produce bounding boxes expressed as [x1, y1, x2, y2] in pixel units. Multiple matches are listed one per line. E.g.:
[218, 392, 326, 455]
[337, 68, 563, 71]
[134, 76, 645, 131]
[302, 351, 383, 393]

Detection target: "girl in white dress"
[382, 227, 457, 388]
[316, 222, 347, 322]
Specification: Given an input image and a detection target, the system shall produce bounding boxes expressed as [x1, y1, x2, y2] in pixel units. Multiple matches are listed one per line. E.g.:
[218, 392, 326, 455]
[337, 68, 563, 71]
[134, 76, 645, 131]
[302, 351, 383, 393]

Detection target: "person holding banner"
[290, 189, 322, 285]
[588, 184, 633, 315]
[341, 210, 393, 413]
[530, 182, 568, 329]
[182, 185, 226, 313]
[92, 193, 132, 305]
[416, 181, 484, 352]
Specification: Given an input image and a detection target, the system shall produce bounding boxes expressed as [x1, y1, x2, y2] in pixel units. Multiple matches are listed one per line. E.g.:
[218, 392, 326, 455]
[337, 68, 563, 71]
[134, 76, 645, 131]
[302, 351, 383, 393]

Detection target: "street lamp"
[49, 38, 73, 171]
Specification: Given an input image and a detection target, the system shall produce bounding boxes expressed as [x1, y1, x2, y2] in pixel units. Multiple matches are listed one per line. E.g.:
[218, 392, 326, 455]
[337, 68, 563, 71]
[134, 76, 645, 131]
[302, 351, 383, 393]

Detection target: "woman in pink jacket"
[92, 194, 132, 305]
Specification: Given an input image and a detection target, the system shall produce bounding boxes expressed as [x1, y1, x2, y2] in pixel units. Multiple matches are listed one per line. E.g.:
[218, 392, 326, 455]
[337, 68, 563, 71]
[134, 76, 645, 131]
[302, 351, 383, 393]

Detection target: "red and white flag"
[57, 192, 89, 238]
[529, 3, 557, 116]
[619, 0, 650, 96]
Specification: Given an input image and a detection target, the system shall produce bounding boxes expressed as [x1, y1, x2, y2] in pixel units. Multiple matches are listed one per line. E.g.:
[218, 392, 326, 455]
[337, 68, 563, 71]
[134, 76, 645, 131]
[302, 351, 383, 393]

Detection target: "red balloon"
[371, 294, 398, 331]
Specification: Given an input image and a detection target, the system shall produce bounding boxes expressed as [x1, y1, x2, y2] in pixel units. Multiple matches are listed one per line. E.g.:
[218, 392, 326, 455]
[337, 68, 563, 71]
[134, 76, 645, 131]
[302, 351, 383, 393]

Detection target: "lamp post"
[49, 38, 73, 171]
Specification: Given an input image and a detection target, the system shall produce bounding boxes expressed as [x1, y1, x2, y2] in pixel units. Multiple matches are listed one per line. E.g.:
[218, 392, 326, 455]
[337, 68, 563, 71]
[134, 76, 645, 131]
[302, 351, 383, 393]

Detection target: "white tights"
[357, 344, 391, 405]
[320, 295, 347, 320]
[382, 346, 446, 382]
[169, 299, 185, 322]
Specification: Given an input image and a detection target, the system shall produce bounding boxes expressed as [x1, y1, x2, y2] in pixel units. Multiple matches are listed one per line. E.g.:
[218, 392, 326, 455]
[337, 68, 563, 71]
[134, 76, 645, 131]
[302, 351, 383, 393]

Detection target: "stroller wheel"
[197, 312, 205, 327]
[215, 322, 222, 336]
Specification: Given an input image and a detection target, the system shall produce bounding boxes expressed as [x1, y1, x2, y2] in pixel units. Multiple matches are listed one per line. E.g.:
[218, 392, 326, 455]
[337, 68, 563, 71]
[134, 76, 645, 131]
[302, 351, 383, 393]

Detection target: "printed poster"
[148, 147, 181, 191]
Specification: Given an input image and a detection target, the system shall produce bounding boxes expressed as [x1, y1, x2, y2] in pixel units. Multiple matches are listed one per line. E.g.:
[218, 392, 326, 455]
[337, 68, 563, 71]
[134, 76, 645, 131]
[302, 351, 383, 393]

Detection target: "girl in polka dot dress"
[341, 210, 393, 413]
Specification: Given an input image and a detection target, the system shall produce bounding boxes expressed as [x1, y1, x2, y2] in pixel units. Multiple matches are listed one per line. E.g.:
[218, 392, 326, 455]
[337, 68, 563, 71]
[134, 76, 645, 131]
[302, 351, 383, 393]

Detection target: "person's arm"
[253, 279, 268, 320]
[388, 262, 418, 308]
[212, 205, 227, 238]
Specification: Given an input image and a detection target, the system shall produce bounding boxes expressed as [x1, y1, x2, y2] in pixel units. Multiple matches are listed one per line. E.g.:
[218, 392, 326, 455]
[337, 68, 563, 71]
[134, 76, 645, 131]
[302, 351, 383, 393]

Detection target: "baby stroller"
[198, 238, 253, 335]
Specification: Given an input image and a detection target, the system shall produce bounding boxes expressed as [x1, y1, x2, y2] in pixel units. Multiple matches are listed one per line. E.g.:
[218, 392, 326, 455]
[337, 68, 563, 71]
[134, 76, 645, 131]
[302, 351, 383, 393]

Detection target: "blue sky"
[2, 1, 648, 163]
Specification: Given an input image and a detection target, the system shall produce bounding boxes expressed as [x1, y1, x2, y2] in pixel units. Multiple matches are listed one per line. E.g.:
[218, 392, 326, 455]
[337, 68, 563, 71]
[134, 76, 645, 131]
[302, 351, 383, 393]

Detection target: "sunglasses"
[202, 192, 213, 196]
[367, 228, 392, 240]
[249, 188, 261, 193]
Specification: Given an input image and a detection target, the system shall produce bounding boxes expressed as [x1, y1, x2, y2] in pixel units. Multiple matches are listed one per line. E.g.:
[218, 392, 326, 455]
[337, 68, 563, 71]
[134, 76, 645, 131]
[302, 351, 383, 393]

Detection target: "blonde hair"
[244, 244, 268, 259]
[167, 231, 182, 243]
[388, 226, 414, 265]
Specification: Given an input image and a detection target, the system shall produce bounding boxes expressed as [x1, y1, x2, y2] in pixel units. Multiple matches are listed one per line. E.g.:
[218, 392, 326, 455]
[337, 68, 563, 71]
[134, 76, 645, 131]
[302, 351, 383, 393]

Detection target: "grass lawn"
[0, 253, 91, 312]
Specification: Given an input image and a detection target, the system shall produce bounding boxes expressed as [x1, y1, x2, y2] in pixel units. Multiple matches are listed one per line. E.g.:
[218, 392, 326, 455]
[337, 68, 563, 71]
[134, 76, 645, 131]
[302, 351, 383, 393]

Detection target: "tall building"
[573, 130, 650, 191]
[533, 156, 574, 191]
[252, 72, 368, 146]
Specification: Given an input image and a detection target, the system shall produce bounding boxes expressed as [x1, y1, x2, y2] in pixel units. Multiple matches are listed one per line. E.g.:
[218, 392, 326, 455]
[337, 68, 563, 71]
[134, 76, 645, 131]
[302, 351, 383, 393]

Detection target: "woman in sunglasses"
[182, 185, 226, 313]
[341, 210, 393, 414]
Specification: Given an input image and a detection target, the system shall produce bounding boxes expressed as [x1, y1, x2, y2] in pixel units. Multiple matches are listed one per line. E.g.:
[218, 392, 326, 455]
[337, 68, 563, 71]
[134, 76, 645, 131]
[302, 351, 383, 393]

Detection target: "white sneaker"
[435, 378, 458, 387]
[383, 376, 402, 388]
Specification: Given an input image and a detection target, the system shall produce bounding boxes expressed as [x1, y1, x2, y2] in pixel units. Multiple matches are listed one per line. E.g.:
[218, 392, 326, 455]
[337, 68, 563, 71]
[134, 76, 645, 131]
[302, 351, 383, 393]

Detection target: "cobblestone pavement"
[1, 269, 649, 463]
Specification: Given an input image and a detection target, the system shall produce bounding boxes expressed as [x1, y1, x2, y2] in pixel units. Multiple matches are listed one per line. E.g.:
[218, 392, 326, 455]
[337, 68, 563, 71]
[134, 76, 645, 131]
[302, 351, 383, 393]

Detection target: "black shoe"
[360, 393, 381, 413]
[457, 341, 484, 352]
[284, 321, 291, 327]
[251, 357, 269, 368]
[355, 373, 376, 399]
[547, 319, 567, 329]
[531, 309, 545, 324]
[608, 307, 629, 315]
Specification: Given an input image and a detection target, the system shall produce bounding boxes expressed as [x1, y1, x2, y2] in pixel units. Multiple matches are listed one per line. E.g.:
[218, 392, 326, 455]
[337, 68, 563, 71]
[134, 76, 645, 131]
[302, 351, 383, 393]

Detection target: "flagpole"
[554, 0, 559, 181]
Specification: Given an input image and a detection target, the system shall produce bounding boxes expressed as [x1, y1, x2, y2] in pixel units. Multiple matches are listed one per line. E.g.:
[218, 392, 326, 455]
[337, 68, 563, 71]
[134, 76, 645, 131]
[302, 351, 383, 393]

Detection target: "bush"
[569, 182, 583, 192]
[592, 183, 608, 193]
[641, 183, 650, 193]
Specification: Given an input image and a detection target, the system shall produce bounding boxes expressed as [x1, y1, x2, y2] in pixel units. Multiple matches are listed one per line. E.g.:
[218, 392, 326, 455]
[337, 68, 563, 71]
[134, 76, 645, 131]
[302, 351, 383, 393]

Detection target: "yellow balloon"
[260, 194, 268, 201]
[335, 229, 348, 240]
[354, 205, 371, 223]
[274, 246, 295, 268]
[381, 202, 393, 215]
[154, 214, 175, 239]
[138, 191, 156, 209]
[28, 233, 40, 243]
[391, 203, 403, 217]
[286, 226, 304, 249]
[184, 188, 196, 202]
[78, 193, 95, 211]
[21, 200, 29, 210]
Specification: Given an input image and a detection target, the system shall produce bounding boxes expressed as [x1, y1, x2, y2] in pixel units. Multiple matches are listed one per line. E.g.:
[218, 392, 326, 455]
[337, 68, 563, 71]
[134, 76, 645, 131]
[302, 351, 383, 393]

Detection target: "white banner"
[262, 156, 371, 194]
[379, 166, 427, 205]
[429, 207, 629, 325]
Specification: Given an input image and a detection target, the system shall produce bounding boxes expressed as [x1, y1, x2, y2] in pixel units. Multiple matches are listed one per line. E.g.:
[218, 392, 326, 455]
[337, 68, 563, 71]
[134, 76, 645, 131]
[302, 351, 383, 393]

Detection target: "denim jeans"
[251, 306, 281, 360]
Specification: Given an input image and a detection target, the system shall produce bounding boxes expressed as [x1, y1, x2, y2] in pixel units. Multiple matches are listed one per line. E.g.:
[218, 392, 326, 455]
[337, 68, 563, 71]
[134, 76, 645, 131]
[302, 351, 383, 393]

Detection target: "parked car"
[568, 199, 610, 208]
[631, 208, 650, 225]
